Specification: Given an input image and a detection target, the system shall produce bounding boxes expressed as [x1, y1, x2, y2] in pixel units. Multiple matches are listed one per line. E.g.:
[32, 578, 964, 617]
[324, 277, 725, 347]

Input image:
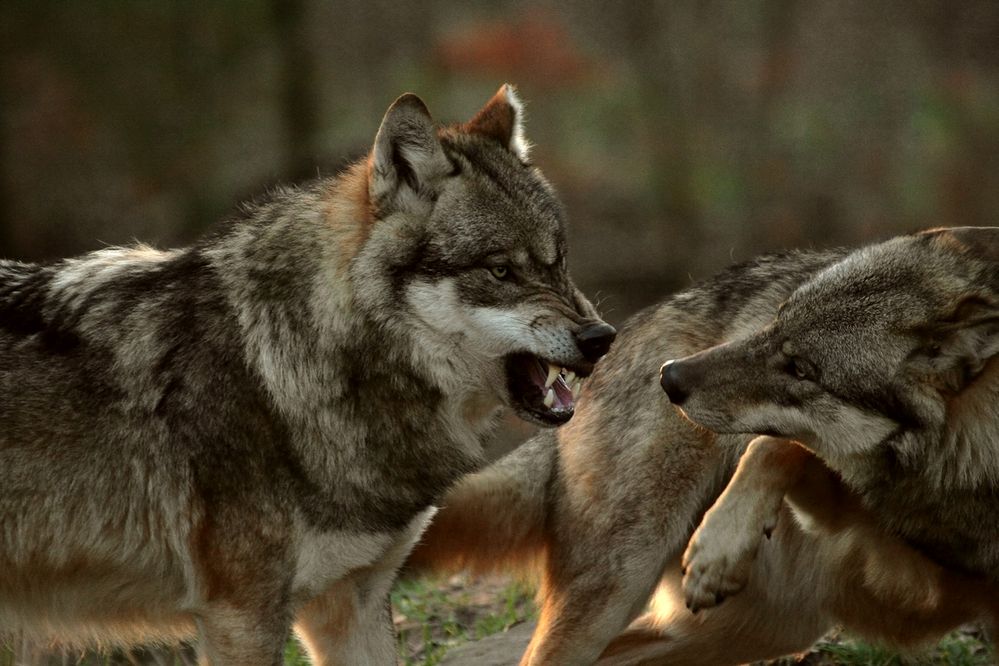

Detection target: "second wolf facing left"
[664, 226, 999, 615]
[413, 226, 999, 665]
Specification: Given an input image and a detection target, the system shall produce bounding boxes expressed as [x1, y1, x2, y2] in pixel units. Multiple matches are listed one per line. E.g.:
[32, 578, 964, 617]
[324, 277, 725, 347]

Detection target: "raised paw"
[681, 516, 764, 613]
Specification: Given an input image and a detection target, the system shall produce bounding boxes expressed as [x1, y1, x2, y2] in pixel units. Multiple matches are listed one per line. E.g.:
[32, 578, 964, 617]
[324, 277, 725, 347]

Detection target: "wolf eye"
[786, 357, 814, 381]
[490, 266, 510, 280]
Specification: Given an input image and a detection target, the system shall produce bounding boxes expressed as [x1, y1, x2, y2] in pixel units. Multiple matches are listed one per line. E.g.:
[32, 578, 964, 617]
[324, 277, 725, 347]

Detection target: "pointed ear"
[464, 84, 530, 162]
[927, 295, 999, 386]
[370, 93, 451, 212]
[920, 226, 999, 263]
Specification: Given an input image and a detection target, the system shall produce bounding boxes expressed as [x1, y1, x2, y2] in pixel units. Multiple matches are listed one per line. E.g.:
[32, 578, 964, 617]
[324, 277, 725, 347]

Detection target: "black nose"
[576, 322, 617, 362]
[660, 360, 689, 405]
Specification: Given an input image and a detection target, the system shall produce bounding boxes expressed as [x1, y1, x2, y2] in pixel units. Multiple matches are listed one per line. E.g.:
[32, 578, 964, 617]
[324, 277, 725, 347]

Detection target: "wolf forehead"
[780, 235, 973, 329]
[430, 132, 566, 266]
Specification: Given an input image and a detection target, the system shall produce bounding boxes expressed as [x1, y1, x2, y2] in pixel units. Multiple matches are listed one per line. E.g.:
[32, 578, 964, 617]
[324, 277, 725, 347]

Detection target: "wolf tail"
[405, 430, 556, 580]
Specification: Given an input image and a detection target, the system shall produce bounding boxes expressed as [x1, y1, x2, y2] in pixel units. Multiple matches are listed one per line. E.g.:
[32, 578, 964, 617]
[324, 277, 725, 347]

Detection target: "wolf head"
[659, 227, 999, 457]
[344, 85, 614, 427]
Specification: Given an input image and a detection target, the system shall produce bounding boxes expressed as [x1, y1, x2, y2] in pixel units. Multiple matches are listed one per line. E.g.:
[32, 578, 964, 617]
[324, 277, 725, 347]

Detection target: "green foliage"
[283, 638, 310, 666]
[768, 630, 996, 666]
[1, 592, 990, 665]
[391, 576, 537, 666]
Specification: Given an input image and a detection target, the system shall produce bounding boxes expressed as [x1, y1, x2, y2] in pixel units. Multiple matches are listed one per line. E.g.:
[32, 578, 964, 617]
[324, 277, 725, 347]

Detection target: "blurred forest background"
[5, 1, 999, 324]
[4, 2, 999, 663]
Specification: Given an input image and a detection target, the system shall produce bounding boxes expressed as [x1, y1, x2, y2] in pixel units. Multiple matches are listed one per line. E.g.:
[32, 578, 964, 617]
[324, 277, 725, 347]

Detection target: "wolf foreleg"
[294, 508, 435, 665]
[195, 603, 291, 666]
[682, 436, 811, 612]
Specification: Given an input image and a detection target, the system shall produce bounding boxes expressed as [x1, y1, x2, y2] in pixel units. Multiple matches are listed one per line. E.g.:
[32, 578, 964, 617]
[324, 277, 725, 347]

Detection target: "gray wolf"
[0, 84, 614, 664]
[410, 228, 999, 665]
[661, 227, 999, 616]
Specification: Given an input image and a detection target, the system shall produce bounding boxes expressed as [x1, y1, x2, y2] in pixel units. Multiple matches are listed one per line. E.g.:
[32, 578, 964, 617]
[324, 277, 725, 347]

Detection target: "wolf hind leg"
[195, 603, 290, 666]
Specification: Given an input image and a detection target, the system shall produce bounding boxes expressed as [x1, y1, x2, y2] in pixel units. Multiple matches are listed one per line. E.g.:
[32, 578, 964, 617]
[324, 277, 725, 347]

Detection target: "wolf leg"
[295, 508, 436, 666]
[682, 436, 811, 611]
[195, 604, 290, 666]
[294, 578, 396, 666]
[519, 419, 724, 665]
[521, 536, 672, 666]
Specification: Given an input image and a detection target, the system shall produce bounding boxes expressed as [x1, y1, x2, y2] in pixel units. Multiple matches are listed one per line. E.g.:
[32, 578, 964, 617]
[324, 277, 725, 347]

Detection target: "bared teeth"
[545, 363, 560, 389]
[544, 387, 555, 408]
[564, 370, 576, 385]
[571, 378, 582, 399]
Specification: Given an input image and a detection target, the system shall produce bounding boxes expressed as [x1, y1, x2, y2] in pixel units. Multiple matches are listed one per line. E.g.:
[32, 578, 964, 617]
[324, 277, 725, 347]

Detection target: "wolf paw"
[681, 518, 764, 613]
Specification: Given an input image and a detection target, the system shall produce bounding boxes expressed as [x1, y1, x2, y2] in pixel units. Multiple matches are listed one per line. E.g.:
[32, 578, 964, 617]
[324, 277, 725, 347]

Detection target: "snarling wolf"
[660, 227, 999, 615]
[410, 228, 999, 665]
[0, 85, 614, 664]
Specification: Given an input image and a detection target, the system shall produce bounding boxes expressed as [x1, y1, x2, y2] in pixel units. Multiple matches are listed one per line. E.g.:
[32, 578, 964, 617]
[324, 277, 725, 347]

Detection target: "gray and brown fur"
[410, 230, 999, 665]
[662, 227, 999, 619]
[0, 85, 613, 664]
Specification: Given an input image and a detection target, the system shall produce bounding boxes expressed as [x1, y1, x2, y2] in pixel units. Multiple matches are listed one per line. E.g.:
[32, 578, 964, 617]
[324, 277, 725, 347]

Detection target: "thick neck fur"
[202, 165, 490, 524]
[0, 166, 488, 535]
[834, 358, 999, 578]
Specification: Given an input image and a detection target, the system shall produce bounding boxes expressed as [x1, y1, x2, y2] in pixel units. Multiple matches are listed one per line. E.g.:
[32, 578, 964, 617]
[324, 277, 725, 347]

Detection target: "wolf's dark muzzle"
[576, 322, 617, 362]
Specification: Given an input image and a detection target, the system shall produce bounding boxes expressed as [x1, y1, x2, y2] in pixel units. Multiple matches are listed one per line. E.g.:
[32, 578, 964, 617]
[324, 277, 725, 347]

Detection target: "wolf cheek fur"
[665, 227, 999, 580]
[0, 85, 614, 664]
[663, 228, 999, 627]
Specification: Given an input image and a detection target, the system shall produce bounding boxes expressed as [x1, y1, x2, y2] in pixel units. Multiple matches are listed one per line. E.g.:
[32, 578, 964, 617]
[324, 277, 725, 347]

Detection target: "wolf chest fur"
[0, 85, 614, 664]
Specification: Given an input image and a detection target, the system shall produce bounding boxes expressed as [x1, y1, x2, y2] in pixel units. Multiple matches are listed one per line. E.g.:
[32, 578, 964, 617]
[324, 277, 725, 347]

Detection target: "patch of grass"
[472, 580, 536, 640]
[928, 630, 994, 665]
[814, 636, 910, 666]
[2, 622, 993, 665]
[0, 575, 537, 666]
[391, 575, 537, 665]
[284, 638, 310, 666]
[764, 629, 995, 666]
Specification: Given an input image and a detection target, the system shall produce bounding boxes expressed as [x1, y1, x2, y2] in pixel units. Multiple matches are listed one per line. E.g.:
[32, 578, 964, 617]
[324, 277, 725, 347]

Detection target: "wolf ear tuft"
[370, 93, 451, 212]
[464, 84, 530, 162]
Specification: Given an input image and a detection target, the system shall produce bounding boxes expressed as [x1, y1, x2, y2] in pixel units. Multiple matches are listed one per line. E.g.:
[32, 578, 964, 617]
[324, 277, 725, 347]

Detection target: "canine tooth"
[545, 364, 560, 388]
[544, 388, 555, 408]
[571, 379, 582, 398]
[564, 370, 576, 384]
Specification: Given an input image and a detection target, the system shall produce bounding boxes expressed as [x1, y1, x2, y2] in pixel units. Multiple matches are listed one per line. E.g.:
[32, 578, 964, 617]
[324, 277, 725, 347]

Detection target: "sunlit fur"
[0, 85, 609, 663]
[670, 227, 999, 579]
[409, 229, 999, 665]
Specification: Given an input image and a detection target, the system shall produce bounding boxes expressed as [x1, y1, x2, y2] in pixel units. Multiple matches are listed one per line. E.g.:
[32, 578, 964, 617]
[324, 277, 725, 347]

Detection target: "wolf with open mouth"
[0, 84, 613, 664]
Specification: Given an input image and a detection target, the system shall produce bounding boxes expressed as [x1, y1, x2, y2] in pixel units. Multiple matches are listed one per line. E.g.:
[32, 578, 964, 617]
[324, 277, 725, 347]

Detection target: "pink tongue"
[552, 376, 574, 411]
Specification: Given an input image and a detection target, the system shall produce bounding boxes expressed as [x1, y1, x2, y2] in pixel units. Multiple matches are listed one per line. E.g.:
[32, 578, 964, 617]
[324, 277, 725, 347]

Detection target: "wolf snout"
[660, 359, 692, 405]
[576, 321, 617, 362]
